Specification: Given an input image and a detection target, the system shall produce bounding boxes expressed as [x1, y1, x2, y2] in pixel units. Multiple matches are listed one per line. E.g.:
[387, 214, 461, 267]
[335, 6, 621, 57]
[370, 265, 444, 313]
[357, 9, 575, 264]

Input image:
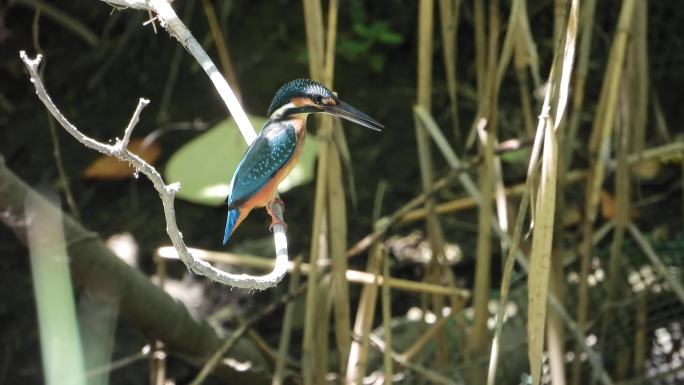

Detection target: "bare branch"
[102, 0, 257, 143]
[117, 98, 150, 153]
[20, 51, 286, 290]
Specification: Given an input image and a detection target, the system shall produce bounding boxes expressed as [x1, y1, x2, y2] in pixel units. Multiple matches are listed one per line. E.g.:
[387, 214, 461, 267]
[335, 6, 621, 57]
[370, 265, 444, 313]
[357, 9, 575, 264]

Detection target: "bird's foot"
[266, 198, 287, 233]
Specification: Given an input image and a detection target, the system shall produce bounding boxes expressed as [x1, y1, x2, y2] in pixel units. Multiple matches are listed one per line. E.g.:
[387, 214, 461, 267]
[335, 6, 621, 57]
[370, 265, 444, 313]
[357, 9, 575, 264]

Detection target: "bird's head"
[267, 78, 383, 131]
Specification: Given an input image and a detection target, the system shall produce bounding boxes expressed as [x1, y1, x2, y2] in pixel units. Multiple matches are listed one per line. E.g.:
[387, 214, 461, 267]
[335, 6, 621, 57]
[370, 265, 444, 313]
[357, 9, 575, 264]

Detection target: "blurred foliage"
[337, 0, 403, 73]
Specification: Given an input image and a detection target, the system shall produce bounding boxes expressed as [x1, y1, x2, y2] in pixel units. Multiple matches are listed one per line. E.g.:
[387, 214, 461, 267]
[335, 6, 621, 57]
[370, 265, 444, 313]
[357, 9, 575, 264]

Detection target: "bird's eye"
[313, 95, 323, 105]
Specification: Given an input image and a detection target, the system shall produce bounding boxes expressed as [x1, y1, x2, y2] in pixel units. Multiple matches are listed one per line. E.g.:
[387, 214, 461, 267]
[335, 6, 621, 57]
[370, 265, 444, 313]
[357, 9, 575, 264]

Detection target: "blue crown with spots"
[267, 78, 337, 117]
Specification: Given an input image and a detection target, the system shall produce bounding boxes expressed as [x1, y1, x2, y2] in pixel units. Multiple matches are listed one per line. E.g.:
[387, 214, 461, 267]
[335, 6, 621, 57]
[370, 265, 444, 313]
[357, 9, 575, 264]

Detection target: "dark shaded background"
[2, 1, 684, 384]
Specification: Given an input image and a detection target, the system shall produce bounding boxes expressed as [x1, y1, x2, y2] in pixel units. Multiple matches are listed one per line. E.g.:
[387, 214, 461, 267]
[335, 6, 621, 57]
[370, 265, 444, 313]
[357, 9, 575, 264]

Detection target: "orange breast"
[242, 118, 306, 209]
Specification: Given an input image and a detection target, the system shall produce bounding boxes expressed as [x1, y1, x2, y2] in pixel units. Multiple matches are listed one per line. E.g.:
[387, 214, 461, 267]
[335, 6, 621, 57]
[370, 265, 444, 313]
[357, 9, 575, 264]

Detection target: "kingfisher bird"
[223, 78, 383, 244]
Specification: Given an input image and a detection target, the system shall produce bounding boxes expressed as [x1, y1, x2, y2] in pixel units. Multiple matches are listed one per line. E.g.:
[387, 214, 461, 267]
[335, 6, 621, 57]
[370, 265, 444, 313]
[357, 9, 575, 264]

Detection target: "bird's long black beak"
[322, 101, 383, 131]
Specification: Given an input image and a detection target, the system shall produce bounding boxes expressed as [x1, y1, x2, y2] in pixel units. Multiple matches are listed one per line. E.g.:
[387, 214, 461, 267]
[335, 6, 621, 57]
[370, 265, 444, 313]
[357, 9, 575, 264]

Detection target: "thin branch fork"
[20, 51, 286, 290]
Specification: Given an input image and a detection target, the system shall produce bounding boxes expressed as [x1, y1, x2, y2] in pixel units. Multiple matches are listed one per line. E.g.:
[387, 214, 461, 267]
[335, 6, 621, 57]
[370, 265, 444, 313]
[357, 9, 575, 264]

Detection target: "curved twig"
[20, 51, 286, 290]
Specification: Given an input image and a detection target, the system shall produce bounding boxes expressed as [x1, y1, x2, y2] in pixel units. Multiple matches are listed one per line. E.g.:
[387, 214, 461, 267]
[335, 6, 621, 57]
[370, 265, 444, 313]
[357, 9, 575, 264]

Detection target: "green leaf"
[353, 23, 369, 36]
[368, 54, 385, 73]
[377, 30, 403, 44]
[338, 39, 372, 59]
[165, 116, 318, 206]
[500, 147, 531, 165]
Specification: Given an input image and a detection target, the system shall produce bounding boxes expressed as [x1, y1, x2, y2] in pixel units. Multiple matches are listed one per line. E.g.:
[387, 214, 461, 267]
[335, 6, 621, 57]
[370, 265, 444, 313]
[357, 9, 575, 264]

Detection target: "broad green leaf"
[500, 147, 531, 165]
[165, 116, 318, 206]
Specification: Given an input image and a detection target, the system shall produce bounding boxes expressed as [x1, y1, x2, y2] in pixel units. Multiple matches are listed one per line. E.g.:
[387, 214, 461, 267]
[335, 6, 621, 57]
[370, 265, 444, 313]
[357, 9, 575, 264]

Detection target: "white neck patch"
[269, 102, 297, 120]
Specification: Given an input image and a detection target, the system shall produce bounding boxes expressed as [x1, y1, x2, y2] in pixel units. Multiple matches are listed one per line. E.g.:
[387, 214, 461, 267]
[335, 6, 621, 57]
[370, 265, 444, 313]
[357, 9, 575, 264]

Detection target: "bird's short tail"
[223, 207, 241, 244]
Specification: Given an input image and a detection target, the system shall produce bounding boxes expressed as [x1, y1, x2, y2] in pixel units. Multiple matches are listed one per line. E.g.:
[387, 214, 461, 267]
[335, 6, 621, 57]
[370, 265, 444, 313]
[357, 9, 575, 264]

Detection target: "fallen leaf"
[83, 138, 161, 180]
[630, 159, 661, 180]
[600, 191, 616, 220]
[600, 190, 639, 220]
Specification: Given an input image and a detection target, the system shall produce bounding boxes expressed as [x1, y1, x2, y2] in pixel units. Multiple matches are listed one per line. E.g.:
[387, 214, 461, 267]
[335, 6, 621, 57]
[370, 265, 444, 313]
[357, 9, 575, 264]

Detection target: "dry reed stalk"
[565, 0, 597, 169]
[400, 170, 588, 223]
[415, 0, 453, 369]
[527, 109, 559, 385]
[308, 1, 352, 375]
[554, 0, 566, 44]
[469, 1, 500, 380]
[315, 277, 332, 380]
[651, 90, 672, 142]
[159, 247, 469, 297]
[627, 223, 684, 305]
[381, 250, 393, 385]
[486, 164, 533, 385]
[545, 4, 571, 383]
[345, 244, 384, 384]
[469, 117, 494, 382]
[572, 1, 637, 383]
[369, 334, 463, 385]
[201, 0, 239, 100]
[633, 293, 647, 377]
[272, 258, 302, 385]
[400, 314, 450, 363]
[545, 272, 566, 385]
[346, 160, 479, 258]
[474, 0, 487, 98]
[328, 142, 352, 373]
[526, 0, 578, 381]
[629, 0, 648, 154]
[600, 72, 632, 367]
[300, 0, 326, 382]
[487, 1, 510, 258]
[439, 0, 462, 140]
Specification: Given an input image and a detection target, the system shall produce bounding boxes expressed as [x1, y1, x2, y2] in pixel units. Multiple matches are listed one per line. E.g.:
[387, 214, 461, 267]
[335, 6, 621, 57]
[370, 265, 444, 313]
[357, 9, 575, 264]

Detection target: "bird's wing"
[227, 120, 297, 208]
